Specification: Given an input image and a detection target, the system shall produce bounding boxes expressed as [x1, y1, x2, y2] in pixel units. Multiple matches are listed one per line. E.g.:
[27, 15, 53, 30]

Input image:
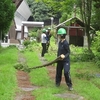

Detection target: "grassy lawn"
[0, 46, 18, 100]
[71, 62, 100, 100]
[0, 37, 100, 100]
[22, 37, 100, 100]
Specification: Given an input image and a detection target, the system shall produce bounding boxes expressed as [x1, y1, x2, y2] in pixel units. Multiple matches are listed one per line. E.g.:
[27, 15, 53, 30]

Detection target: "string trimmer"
[14, 56, 61, 72]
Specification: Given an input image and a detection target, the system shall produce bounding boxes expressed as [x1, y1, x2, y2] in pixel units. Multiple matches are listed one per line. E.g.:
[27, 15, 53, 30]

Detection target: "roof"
[55, 17, 75, 28]
[55, 16, 95, 30]
[22, 21, 44, 27]
[15, 21, 44, 32]
[15, 0, 32, 21]
[14, 0, 33, 31]
[13, 0, 23, 8]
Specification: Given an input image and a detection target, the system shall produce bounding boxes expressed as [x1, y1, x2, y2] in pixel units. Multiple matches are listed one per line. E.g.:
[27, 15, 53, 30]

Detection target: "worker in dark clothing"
[55, 28, 73, 91]
[46, 27, 51, 53]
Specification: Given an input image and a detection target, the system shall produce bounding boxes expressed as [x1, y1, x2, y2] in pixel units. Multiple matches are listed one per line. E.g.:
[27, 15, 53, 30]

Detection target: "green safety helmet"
[57, 28, 66, 35]
[42, 28, 46, 33]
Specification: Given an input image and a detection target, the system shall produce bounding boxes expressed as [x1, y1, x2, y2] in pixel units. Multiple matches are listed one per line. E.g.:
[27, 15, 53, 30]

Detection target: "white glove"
[60, 54, 65, 59]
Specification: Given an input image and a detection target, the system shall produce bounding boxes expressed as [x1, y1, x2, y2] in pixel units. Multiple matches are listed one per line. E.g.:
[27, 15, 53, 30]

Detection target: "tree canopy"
[27, 0, 52, 21]
[33, 0, 100, 30]
[0, 0, 15, 34]
[27, 0, 100, 51]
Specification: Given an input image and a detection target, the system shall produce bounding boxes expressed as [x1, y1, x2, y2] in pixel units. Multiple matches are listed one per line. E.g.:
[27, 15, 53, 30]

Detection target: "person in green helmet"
[41, 28, 47, 57]
[55, 28, 73, 91]
[46, 27, 52, 53]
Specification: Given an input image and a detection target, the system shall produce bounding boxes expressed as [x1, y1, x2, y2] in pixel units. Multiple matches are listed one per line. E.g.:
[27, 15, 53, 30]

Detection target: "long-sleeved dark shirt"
[57, 39, 70, 62]
[46, 32, 51, 41]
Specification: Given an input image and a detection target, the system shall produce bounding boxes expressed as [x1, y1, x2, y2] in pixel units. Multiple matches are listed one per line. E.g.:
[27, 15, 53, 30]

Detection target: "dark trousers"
[41, 43, 46, 57]
[56, 61, 72, 87]
[46, 41, 50, 52]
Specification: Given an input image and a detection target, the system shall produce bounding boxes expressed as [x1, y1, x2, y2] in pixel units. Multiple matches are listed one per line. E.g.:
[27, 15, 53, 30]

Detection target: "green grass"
[20, 42, 100, 100]
[23, 49, 51, 86]
[0, 46, 18, 100]
[71, 62, 100, 100]
[33, 87, 67, 100]
[0, 41, 100, 100]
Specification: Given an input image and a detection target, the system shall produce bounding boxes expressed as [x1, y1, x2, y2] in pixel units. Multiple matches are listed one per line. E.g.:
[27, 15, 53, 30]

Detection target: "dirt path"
[15, 70, 35, 100]
[15, 50, 84, 100]
[15, 51, 38, 100]
[47, 65, 84, 100]
[41, 57, 84, 100]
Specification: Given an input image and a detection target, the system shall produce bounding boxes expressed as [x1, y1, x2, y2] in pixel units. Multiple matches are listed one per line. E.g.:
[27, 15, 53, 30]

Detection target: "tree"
[76, 0, 93, 51]
[31, 0, 99, 51]
[27, 0, 51, 21]
[0, 0, 15, 44]
[91, 0, 100, 30]
[93, 0, 100, 8]
[41, 0, 95, 51]
[59, 0, 76, 22]
[35, 0, 76, 22]
[28, 0, 71, 22]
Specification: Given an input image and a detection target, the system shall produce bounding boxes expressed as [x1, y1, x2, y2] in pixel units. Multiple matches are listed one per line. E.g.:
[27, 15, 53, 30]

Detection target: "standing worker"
[46, 27, 52, 53]
[55, 28, 73, 91]
[41, 28, 47, 57]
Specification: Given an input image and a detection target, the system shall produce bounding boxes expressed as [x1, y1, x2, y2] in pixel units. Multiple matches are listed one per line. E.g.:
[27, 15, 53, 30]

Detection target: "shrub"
[70, 46, 95, 62]
[91, 31, 100, 52]
[23, 39, 31, 47]
[91, 31, 100, 68]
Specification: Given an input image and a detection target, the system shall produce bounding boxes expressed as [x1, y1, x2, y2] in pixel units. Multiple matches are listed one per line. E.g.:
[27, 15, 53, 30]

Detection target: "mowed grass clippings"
[0, 46, 18, 100]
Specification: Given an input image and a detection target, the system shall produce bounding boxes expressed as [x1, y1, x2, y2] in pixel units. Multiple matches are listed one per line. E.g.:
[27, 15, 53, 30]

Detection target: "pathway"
[15, 51, 38, 100]
[15, 49, 84, 100]
[40, 55, 84, 100]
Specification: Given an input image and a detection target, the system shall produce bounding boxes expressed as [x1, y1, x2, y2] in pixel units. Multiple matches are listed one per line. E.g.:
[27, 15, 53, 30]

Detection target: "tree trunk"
[80, 0, 92, 51]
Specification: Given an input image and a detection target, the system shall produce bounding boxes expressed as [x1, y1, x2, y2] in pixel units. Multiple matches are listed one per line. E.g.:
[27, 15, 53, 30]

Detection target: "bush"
[70, 46, 95, 62]
[91, 31, 100, 52]
[81, 49, 95, 61]
[93, 52, 100, 68]
[91, 31, 100, 68]
[23, 39, 31, 47]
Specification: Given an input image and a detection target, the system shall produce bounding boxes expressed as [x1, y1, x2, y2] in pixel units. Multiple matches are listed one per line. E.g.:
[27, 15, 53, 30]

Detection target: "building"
[55, 16, 95, 47]
[1, 0, 44, 47]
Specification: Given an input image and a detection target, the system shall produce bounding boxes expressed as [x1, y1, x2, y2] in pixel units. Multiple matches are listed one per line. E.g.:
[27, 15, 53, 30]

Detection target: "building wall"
[8, 0, 32, 44]
[68, 23, 84, 46]
[69, 28, 84, 36]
